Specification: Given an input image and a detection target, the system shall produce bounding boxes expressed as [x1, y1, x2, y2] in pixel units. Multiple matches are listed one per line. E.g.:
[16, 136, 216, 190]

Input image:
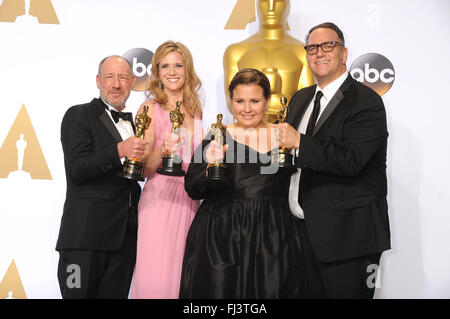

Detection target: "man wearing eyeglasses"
[275, 22, 390, 298]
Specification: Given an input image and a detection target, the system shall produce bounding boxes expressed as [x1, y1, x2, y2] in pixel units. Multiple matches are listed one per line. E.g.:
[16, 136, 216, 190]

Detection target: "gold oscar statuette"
[206, 114, 227, 183]
[272, 96, 296, 172]
[117, 105, 151, 181]
[157, 101, 186, 176]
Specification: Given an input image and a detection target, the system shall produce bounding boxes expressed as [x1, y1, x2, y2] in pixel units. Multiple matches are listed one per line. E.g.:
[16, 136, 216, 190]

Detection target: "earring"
[158, 78, 163, 89]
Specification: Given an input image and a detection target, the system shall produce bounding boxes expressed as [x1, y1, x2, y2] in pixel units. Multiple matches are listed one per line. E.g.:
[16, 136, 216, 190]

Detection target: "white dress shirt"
[102, 99, 134, 162]
[288, 71, 349, 219]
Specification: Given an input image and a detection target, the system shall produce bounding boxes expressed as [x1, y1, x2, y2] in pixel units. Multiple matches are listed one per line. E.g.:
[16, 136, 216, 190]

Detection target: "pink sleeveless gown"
[130, 103, 202, 298]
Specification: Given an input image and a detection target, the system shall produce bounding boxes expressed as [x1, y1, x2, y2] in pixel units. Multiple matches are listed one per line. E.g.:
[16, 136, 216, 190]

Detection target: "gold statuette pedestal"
[118, 105, 151, 181]
[157, 101, 186, 176]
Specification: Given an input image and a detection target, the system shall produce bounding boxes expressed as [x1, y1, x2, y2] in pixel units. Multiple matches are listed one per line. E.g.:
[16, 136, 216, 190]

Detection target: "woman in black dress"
[179, 68, 306, 298]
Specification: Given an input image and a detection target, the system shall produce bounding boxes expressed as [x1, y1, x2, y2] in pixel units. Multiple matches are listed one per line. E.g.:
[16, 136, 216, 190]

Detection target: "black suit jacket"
[287, 75, 390, 263]
[56, 98, 141, 251]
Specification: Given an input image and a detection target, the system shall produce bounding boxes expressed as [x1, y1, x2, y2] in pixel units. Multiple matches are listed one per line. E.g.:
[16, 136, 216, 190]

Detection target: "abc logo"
[350, 53, 395, 96]
[123, 48, 154, 91]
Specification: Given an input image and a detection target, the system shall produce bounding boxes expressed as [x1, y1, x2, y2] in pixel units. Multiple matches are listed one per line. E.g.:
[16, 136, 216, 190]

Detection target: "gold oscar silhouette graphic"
[224, 0, 314, 122]
[7, 133, 31, 179]
[0, 0, 59, 24]
[225, 0, 256, 30]
[117, 105, 151, 181]
[0, 260, 27, 299]
[0, 104, 52, 180]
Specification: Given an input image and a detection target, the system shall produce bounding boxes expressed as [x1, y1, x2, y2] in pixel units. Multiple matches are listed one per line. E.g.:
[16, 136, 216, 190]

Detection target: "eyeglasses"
[304, 41, 343, 55]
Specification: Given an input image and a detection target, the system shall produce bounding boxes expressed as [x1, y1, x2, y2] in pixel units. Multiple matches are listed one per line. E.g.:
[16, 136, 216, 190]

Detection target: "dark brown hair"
[228, 68, 271, 100]
[306, 22, 345, 46]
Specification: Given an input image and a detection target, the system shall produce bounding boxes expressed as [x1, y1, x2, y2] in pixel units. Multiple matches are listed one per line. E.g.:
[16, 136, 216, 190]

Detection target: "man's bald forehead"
[98, 55, 132, 76]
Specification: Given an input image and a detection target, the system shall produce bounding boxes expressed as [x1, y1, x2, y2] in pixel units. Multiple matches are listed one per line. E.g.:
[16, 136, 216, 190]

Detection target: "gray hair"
[97, 55, 132, 76]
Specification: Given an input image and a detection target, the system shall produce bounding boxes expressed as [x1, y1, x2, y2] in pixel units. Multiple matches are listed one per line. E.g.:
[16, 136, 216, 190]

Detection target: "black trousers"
[57, 211, 137, 299]
[297, 219, 381, 299]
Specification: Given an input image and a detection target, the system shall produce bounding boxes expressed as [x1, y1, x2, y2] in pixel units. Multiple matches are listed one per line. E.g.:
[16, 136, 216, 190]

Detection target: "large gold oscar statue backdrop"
[224, 0, 314, 122]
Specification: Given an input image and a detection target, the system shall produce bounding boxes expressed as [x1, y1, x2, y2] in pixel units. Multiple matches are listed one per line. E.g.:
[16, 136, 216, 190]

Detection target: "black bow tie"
[110, 109, 133, 123]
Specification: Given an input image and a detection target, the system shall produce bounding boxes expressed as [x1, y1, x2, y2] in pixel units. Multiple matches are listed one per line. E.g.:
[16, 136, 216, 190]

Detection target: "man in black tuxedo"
[276, 22, 390, 298]
[56, 55, 149, 298]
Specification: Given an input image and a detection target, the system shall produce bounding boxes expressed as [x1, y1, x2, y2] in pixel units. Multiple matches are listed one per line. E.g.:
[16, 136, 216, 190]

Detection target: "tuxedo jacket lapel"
[313, 74, 354, 136]
[289, 85, 316, 129]
[94, 98, 123, 143]
[99, 111, 123, 142]
[313, 90, 343, 135]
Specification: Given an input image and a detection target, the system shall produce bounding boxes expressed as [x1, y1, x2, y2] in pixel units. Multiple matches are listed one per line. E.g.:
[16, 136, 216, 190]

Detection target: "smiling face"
[232, 83, 268, 129]
[96, 56, 134, 111]
[158, 51, 186, 95]
[306, 27, 348, 88]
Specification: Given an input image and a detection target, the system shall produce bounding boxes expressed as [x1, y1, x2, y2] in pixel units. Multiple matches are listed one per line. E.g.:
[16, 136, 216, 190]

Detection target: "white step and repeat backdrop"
[0, 0, 449, 299]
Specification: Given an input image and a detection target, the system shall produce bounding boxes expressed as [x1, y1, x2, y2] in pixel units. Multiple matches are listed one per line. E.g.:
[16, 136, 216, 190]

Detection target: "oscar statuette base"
[206, 164, 227, 182]
[206, 163, 227, 189]
[272, 151, 296, 174]
[157, 155, 185, 176]
[117, 157, 145, 181]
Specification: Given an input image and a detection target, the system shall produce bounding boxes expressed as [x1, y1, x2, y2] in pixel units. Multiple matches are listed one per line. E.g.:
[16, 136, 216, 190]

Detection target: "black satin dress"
[179, 133, 306, 298]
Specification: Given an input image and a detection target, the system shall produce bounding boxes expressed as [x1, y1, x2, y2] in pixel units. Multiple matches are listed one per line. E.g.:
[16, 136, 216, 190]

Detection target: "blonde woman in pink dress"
[130, 41, 203, 298]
